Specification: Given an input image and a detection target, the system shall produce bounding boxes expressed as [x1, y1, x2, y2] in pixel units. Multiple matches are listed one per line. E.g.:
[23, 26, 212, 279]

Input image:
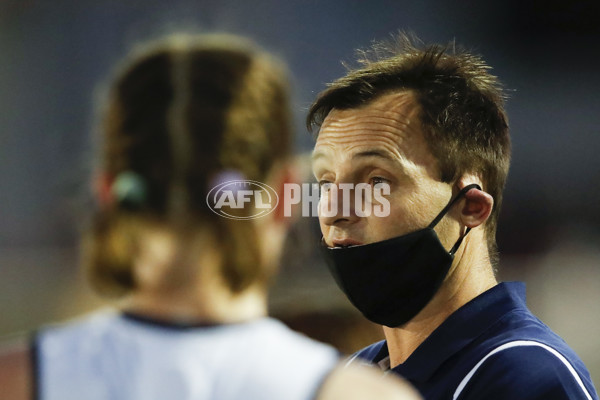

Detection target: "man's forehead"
[314, 91, 422, 157]
[312, 90, 439, 179]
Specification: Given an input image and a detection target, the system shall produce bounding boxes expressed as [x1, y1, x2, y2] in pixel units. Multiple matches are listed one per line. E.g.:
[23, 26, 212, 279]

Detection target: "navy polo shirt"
[352, 282, 598, 400]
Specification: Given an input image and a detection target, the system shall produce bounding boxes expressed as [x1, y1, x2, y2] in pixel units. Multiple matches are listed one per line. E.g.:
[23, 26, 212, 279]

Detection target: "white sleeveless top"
[34, 310, 340, 400]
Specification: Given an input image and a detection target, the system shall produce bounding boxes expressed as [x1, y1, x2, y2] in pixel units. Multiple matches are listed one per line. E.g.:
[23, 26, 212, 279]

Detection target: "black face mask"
[319, 184, 481, 328]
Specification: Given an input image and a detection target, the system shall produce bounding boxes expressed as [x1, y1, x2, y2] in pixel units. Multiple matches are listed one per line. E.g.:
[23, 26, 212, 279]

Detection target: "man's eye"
[370, 177, 388, 185]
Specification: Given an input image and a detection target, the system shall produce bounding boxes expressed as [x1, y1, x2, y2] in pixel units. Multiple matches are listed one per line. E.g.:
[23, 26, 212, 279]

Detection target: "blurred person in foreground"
[309, 33, 599, 400]
[0, 34, 421, 400]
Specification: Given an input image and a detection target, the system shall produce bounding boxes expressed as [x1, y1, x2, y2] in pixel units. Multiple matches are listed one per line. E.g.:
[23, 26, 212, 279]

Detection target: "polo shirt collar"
[377, 282, 528, 382]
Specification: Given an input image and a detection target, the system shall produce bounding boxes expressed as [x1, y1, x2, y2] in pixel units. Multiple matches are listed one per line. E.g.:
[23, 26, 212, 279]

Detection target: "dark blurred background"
[1, 0, 599, 385]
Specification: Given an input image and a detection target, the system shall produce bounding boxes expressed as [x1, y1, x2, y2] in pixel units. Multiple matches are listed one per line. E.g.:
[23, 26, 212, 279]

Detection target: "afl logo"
[206, 180, 279, 220]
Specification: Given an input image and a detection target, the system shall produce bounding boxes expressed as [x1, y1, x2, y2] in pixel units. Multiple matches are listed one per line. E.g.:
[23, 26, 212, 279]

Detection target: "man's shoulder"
[454, 302, 598, 399]
[456, 340, 598, 400]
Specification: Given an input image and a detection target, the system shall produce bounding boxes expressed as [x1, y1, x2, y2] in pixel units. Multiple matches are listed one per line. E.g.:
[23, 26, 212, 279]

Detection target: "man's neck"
[383, 242, 497, 367]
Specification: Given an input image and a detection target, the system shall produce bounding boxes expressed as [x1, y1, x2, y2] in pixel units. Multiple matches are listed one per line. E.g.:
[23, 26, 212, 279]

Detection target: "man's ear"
[457, 177, 493, 229]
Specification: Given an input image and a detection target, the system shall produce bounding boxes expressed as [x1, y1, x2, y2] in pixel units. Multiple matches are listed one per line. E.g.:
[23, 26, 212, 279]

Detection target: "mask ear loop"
[427, 183, 482, 256]
[449, 228, 470, 256]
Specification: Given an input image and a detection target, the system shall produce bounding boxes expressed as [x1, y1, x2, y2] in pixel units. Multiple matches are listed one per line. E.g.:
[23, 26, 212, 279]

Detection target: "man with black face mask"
[308, 34, 598, 400]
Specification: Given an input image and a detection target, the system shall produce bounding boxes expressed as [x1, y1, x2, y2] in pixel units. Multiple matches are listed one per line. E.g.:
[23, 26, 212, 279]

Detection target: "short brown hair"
[307, 34, 511, 265]
[86, 34, 292, 295]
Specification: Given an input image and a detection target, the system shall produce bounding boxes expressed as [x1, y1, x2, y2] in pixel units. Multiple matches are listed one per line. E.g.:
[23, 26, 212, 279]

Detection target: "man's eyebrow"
[311, 149, 398, 163]
[351, 149, 397, 162]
